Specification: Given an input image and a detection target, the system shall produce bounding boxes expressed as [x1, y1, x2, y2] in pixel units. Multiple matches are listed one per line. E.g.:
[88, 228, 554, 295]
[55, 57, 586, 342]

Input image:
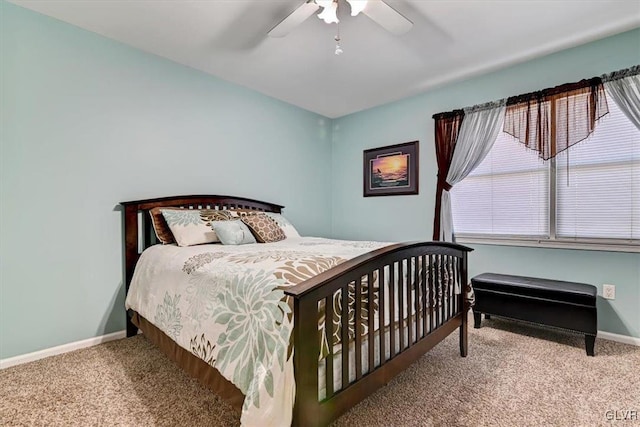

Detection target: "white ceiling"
[9, 0, 640, 118]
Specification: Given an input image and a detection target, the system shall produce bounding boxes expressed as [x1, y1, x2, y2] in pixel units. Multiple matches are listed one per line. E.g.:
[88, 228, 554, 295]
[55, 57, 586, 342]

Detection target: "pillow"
[149, 207, 176, 244]
[263, 212, 301, 238]
[211, 220, 257, 245]
[241, 214, 286, 243]
[227, 210, 301, 239]
[160, 209, 233, 247]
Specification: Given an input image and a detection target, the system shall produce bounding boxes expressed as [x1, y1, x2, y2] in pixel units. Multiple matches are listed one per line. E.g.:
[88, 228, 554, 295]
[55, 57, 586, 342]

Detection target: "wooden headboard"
[120, 195, 284, 331]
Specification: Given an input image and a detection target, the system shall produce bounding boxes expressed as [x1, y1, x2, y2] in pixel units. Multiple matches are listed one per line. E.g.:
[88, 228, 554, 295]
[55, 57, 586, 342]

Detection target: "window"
[451, 98, 639, 250]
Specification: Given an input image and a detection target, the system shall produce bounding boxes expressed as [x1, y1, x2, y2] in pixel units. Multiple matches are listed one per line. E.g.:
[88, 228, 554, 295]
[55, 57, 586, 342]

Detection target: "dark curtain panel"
[432, 111, 464, 240]
[504, 79, 609, 160]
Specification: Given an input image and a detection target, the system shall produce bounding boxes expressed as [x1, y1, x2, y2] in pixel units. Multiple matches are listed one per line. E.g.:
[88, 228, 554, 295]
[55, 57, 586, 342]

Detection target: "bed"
[121, 195, 473, 426]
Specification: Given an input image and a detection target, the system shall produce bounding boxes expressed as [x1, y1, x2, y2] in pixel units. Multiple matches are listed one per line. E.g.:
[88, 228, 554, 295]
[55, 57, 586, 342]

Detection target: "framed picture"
[363, 141, 419, 197]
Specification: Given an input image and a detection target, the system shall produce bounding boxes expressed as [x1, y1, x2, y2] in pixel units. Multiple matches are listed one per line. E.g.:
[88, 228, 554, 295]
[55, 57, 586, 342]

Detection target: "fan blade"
[362, 0, 413, 35]
[268, 1, 320, 38]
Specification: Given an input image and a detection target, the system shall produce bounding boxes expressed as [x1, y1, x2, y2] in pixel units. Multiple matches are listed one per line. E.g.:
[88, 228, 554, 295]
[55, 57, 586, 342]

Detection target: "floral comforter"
[125, 237, 390, 426]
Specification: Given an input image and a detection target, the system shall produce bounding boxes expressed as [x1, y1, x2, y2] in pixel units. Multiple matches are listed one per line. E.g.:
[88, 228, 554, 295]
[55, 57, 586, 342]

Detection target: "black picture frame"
[363, 141, 419, 197]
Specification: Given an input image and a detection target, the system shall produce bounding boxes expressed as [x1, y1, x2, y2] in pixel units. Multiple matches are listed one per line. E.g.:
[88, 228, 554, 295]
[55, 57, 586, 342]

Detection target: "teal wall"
[0, 3, 332, 359]
[331, 28, 640, 339]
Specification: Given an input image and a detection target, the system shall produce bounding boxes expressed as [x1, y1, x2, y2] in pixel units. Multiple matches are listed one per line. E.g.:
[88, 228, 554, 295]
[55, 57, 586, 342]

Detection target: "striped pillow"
[149, 207, 176, 244]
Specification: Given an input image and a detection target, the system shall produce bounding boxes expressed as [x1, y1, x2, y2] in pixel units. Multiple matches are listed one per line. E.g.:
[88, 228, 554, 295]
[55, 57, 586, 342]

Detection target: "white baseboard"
[597, 330, 640, 347]
[0, 330, 126, 370]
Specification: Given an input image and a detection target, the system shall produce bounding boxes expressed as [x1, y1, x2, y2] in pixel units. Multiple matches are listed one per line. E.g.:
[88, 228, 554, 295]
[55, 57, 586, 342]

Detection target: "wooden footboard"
[286, 242, 472, 427]
[121, 196, 472, 427]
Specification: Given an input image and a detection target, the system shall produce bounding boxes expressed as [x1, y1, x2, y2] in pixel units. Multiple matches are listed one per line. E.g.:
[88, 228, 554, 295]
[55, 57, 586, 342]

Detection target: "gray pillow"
[211, 220, 257, 245]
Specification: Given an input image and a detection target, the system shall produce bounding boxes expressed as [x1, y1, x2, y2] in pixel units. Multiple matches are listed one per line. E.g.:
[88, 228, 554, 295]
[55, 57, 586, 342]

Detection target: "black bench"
[471, 273, 598, 356]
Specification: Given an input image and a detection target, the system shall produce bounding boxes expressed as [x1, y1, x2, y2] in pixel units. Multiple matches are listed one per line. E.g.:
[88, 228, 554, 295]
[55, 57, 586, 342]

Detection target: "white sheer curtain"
[439, 101, 507, 242]
[604, 73, 640, 130]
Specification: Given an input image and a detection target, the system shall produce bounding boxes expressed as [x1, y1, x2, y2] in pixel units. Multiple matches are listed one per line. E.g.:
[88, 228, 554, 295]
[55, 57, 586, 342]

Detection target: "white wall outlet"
[603, 284, 616, 300]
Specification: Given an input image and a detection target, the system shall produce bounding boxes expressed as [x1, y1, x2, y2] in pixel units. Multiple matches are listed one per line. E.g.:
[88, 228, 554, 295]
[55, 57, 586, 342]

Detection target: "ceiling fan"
[267, 0, 413, 39]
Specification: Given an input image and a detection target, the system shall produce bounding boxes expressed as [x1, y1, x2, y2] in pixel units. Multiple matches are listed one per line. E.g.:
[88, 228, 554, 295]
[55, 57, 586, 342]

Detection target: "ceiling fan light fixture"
[346, 0, 368, 16]
[334, 35, 343, 55]
[316, 0, 339, 24]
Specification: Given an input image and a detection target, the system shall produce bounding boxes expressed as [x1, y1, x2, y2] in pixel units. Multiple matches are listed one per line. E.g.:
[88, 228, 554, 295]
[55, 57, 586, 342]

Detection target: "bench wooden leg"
[585, 335, 596, 356]
[473, 311, 482, 329]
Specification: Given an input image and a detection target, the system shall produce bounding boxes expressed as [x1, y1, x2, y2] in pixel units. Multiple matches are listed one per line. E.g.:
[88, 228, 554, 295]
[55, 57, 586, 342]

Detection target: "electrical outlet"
[603, 284, 616, 300]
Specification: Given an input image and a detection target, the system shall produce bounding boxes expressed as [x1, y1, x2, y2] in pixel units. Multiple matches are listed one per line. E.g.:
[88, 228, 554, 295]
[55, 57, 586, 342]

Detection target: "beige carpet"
[2, 317, 639, 426]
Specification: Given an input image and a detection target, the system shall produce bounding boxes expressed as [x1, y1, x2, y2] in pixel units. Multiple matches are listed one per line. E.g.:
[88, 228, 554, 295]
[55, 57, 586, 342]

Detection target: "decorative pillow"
[149, 207, 176, 244]
[211, 220, 257, 245]
[264, 212, 301, 238]
[241, 214, 286, 243]
[160, 209, 233, 247]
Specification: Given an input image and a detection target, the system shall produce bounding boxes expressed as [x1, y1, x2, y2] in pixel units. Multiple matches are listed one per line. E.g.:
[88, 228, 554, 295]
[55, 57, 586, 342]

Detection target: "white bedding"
[125, 237, 390, 426]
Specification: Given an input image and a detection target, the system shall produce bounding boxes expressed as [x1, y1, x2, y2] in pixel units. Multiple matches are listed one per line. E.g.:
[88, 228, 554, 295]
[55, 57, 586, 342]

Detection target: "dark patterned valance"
[432, 72, 625, 160]
[503, 79, 608, 160]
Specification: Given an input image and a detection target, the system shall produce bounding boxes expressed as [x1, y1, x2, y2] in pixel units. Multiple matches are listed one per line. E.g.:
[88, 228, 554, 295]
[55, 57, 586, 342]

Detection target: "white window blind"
[451, 131, 549, 237]
[556, 99, 640, 241]
[451, 97, 639, 245]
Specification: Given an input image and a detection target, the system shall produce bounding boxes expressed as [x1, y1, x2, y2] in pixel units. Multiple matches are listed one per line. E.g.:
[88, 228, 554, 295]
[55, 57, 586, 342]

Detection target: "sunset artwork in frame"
[363, 141, 419, 197]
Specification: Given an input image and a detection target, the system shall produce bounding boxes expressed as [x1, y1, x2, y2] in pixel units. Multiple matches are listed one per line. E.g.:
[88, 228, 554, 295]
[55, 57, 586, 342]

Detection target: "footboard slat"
[421, 255, 427, 339]
[355, 278, 363, 380]
[449, 256, 453, 323]
[378, 267, 386, 366]
[407, 259, 414, 347]
[428, 254, 435, 334]
[456, 257, 462, 314]
[389, 262, 396, 359]
[452, 256, 457, 320]
[325, 295, 334, 399]
[438, 255, 444, 328]
[414, 256, 421, 341]
[444, 256, 450, 322]
[341, 285, 349, 389]
[399, 260, 405, 352]
[367, 271, 375, 371]
[415, 259, 420, 339]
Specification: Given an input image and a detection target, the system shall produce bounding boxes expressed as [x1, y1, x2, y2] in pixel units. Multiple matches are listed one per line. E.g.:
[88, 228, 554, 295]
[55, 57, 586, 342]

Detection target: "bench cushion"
[472, 273, 597, 306]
